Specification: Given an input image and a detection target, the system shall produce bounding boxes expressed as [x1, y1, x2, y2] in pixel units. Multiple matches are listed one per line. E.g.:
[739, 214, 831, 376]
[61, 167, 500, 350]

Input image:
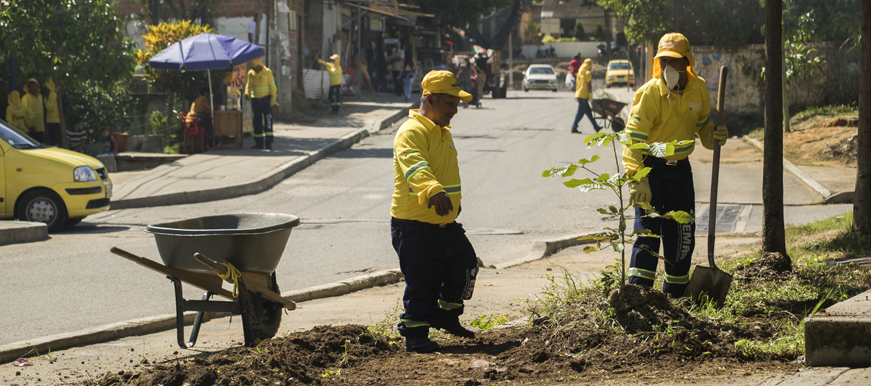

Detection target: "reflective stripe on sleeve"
[628, 268, 656, 280]
[627, 129, 648, 142]
[696, 117, 709, 127]
[404, 161, 430, 180]
[674, 141, 694, 155]
[443, 184, 461, 195]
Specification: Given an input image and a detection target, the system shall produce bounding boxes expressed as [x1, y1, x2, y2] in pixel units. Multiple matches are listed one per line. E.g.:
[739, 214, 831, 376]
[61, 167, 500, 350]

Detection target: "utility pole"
[508, 25, 513, 89]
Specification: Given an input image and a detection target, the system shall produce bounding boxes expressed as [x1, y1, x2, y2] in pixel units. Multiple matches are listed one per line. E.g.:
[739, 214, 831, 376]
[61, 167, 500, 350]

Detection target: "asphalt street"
[1, 87, 852, 346]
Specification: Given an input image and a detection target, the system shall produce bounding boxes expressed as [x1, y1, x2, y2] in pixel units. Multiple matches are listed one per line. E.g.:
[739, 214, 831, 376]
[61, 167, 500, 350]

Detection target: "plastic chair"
[179, 111, 205, 154]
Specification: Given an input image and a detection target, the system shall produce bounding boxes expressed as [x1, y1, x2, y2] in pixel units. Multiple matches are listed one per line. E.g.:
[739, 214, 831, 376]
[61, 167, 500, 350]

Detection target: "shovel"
[683, 66, 732, 308]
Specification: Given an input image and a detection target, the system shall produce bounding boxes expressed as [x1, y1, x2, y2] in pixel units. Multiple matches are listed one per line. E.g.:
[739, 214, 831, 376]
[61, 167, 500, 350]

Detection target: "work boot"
[265, 142, 273, 150]
[430, 317, 475, 339]
[405, 334, 439, 353]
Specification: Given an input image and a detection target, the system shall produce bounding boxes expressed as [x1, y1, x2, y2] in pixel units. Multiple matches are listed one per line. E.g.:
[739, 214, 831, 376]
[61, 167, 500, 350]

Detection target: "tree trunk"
[763, 0, 787, 255]
[165, 91, 174, 145]
[57, 87, 69, 150]
[854, 0, 871, 235]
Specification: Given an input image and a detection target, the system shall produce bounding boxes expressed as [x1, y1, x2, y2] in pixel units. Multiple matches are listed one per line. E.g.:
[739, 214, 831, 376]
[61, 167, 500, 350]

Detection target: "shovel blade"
[683, 266, 733, 308]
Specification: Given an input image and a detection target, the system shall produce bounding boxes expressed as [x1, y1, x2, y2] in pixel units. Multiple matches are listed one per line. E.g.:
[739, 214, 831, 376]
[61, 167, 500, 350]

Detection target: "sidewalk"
[1, 234, 867, 385]
[110, 92, 414, 210]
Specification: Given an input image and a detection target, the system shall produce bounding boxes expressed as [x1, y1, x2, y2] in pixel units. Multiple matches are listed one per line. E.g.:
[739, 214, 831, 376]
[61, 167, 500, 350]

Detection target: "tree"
[763, 0, 787, 255]
[854, 0, 871, 235]
[574, 21, 586, 40]
[0, 0, 137, 148]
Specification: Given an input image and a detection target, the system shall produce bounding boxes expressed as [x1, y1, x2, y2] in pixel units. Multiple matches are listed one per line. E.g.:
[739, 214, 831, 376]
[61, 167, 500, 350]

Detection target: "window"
[609, 62, 631, 70]
[530, 67, 555, 75]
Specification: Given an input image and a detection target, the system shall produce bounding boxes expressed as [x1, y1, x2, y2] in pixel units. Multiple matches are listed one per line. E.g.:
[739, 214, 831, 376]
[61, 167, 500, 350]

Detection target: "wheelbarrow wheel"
[239, 273, 283, 346]
[256, 273, 283, 339]
[611, 117, 625, 132]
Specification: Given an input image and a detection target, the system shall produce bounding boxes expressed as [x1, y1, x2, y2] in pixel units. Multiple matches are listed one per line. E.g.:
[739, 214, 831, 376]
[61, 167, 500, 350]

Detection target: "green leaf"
[542, 164, 578, 178]
[597, 208, 610, 215]
[578, 183, 608, 192]
[628, 143, 648, 150]
[611, 241, 625, 253]
[583, 246, 598, 254]
[578, 235, 612, 241]
[632, 167, 652, 181]
[596, 173, 611, 182]
[564, 178, 594, 188]
[577, 155, 600, 165]
[608, 205, 618, 214]
[648, 143, 672, 158]
[636, 202, 654, 211]
[662, 211, 694, 224]
[583, 132, 606, 144]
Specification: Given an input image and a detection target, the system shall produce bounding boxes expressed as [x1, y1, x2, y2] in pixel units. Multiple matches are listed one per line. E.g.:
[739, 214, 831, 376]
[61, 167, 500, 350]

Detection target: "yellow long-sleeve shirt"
[45, 91, 60, 124]
[622, 76, 717, 174]
[190, 95, 211, 118]
[22, 93, 45, 132]
[391, 110, 462, 225]
[245, 67, 278, 105]
[6, 105, 28, 132]
[574, 66, 592, 100]
[318, 59, 343, 86]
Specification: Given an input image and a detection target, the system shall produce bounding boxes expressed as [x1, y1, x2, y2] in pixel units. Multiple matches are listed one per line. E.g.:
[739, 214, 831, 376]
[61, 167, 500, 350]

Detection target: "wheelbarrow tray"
[146, 213, 300, 275]
[591, 98, 627, 117]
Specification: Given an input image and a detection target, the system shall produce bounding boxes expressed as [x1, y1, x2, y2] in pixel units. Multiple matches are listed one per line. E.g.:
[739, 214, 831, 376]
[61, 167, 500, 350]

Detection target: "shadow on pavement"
[332, 147, 393, 159]
[61, 224, 131, 234]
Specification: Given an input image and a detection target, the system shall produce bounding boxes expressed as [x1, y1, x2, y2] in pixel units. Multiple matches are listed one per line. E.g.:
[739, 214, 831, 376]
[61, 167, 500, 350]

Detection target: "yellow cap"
[652, 32, 697, 79]
[330, 54, 340, 61]
[421, 70, 472, 102]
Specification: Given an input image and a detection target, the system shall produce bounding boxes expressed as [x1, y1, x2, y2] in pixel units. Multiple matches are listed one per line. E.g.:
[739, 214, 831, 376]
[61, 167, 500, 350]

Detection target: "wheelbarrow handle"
[707, 66, 728, 269]
[194, 253, 297, 310]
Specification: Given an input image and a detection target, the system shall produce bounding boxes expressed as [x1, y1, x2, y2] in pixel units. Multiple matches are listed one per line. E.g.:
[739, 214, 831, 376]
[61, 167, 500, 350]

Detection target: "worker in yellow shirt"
[6, 91, 28, 133]
[390, 71, 477, 353]
[22, 78, 46, 143]
[623, 33, 729, 298]
[189, 86, 213, 148]
[44, 79, 61, 146]
[244, 57, 278, 150]
[570, 58, 602, 133]
[318, 54, 343, 115]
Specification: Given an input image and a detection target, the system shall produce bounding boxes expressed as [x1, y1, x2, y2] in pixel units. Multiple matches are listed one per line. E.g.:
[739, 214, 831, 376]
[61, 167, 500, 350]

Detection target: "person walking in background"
[190, 86, 213, 148]
[624, 32, 729, 298]
[22, 78, 45, 143]
[567, 54, 582, 91]
[391, 71, 478, 353]
[356, 51, 375, 94]
[456, 58, 474, 109]
[97, 126, 116, 156]
[473, 53, 488, 103]
[391, 42, 404, 96]
[570, 59, 602, 133]
[318, 54, 343, 114]
[245, 57, 278, 150]
[402, 62, 417, 101]
[6, 91, 28, 133]
[44, 79, 61, 146]
[66, 117, 89, 153]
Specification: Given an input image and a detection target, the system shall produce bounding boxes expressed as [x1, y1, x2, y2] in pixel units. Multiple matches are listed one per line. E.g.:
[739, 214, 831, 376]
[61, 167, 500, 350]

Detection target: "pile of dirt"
[823, 134, 859, 163]
[735, 252, 794, 281]
[608, 284, 694, 332]
[780, 115, 859, 167]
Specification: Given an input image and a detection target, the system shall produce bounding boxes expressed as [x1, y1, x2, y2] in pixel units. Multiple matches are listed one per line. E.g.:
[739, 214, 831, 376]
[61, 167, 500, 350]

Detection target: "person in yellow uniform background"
[6, 91, 28, 133]
[189, 86, 213, 149]
[318, 54, 343, 115]
[22, 78, 46, 143]
[390, 71, 478, 353]
[244, 57, 278, 150]
[44, 79, 61, 146]
[623, 33, 729, 298]
[570, 58, 602, 133]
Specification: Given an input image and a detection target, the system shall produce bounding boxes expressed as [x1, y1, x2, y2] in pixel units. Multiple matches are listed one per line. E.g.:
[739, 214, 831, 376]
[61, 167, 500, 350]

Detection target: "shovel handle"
[707, 66, 728, 269]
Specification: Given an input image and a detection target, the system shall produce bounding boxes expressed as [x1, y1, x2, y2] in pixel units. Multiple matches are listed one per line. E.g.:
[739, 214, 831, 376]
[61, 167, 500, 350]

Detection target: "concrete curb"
[744, 137, 851, 204]
[0, 269, 405, 364]
[110, 106, 413, 211]
[805, 288, 871, 367]
[494, 232, 604, 270]
[0, 221, 48, 246]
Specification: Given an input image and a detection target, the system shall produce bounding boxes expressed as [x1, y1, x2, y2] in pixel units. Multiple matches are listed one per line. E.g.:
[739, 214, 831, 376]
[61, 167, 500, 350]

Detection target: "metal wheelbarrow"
[591, 98, 627, 132]
[112, 213, 300, 348]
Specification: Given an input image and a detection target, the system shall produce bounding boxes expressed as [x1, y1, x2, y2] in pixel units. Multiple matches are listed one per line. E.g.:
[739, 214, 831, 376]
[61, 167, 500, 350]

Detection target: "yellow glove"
[712, 124, 728, 146]
[628, 177, 651, 207]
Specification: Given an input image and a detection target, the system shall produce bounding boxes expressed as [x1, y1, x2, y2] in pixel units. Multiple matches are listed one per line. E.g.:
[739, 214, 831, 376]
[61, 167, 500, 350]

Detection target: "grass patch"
[791, 103, 858, 124]
[528, 211, 871, 362]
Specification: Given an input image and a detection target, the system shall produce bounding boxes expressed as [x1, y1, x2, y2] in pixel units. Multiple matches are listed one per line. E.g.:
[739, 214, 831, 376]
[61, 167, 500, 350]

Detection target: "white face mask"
[663, 65, 683, 90]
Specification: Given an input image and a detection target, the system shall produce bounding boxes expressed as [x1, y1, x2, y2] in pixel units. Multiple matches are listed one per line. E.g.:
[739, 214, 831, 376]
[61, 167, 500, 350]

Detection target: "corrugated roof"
[541, 0, 605, 19]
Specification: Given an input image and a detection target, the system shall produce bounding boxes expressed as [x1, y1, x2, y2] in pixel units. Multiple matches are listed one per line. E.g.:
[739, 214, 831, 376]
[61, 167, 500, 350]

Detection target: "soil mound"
[735, 252, 793, 281]
[608, 284, 694, 332]
[824, 134, 858, 163]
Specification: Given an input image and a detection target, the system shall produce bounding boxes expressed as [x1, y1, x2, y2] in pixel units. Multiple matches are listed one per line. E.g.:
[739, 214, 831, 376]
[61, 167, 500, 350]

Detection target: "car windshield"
[0, 119, 42, 149]
[529, 67, 554, 75]
[609, 63, 631, 70]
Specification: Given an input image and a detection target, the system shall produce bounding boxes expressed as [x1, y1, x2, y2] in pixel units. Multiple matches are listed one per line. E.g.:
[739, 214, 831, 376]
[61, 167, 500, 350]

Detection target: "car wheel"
[523, 85, 528, 92]
[17, 189, 68, 232]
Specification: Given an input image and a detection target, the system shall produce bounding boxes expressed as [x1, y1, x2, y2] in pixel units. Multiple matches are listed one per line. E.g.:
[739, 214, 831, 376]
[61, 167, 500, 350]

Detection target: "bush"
[593, 23, 606, 41]
[573, 23, 586, 40]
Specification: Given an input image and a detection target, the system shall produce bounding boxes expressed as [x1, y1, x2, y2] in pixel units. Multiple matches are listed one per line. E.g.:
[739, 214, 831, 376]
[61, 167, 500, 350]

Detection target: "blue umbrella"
[149, 33, 262, 118]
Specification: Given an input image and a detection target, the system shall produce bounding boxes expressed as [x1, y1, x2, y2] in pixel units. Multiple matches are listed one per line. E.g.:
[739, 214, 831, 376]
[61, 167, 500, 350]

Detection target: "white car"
[522, 64, 558, 92]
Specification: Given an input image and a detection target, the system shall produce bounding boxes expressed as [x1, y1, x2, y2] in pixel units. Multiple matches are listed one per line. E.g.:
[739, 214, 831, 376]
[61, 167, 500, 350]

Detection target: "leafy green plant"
[471, 314, 510, 330]
[542, 132, 693, 285]
[150, 110, 167, 136]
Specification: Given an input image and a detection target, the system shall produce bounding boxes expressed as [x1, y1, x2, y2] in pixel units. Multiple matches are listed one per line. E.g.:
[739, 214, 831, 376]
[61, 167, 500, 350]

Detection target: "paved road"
[1, 88, 852, 345]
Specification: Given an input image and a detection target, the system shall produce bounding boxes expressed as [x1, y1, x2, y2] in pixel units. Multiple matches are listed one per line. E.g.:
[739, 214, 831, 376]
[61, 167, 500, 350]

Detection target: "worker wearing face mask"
[622, 33, 729, 298]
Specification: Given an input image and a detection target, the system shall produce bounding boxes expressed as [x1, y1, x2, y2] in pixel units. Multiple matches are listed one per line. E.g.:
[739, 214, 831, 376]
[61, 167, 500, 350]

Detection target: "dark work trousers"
[45, 123, 61, 146]
[390, 218, 479, 336]
[628, 157, 696, 298]
[328, 85, 341, 113]
[198, 115, 214, 148]
[571, 98, 602, 133]
[393, 70, 402, 96]
[251, 96, 273, 147]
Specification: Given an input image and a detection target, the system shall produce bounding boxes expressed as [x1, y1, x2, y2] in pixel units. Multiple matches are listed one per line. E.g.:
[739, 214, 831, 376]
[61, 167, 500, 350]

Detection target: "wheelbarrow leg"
[171, 277, 188, 349]
[237, 281, 258, 347]
[187, 291, 213, 348]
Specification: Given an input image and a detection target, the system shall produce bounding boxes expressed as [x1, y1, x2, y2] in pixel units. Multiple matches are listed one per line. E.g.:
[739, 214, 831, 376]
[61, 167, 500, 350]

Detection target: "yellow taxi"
[0, 118, 112, 231]
[605, 59, 635, 88]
